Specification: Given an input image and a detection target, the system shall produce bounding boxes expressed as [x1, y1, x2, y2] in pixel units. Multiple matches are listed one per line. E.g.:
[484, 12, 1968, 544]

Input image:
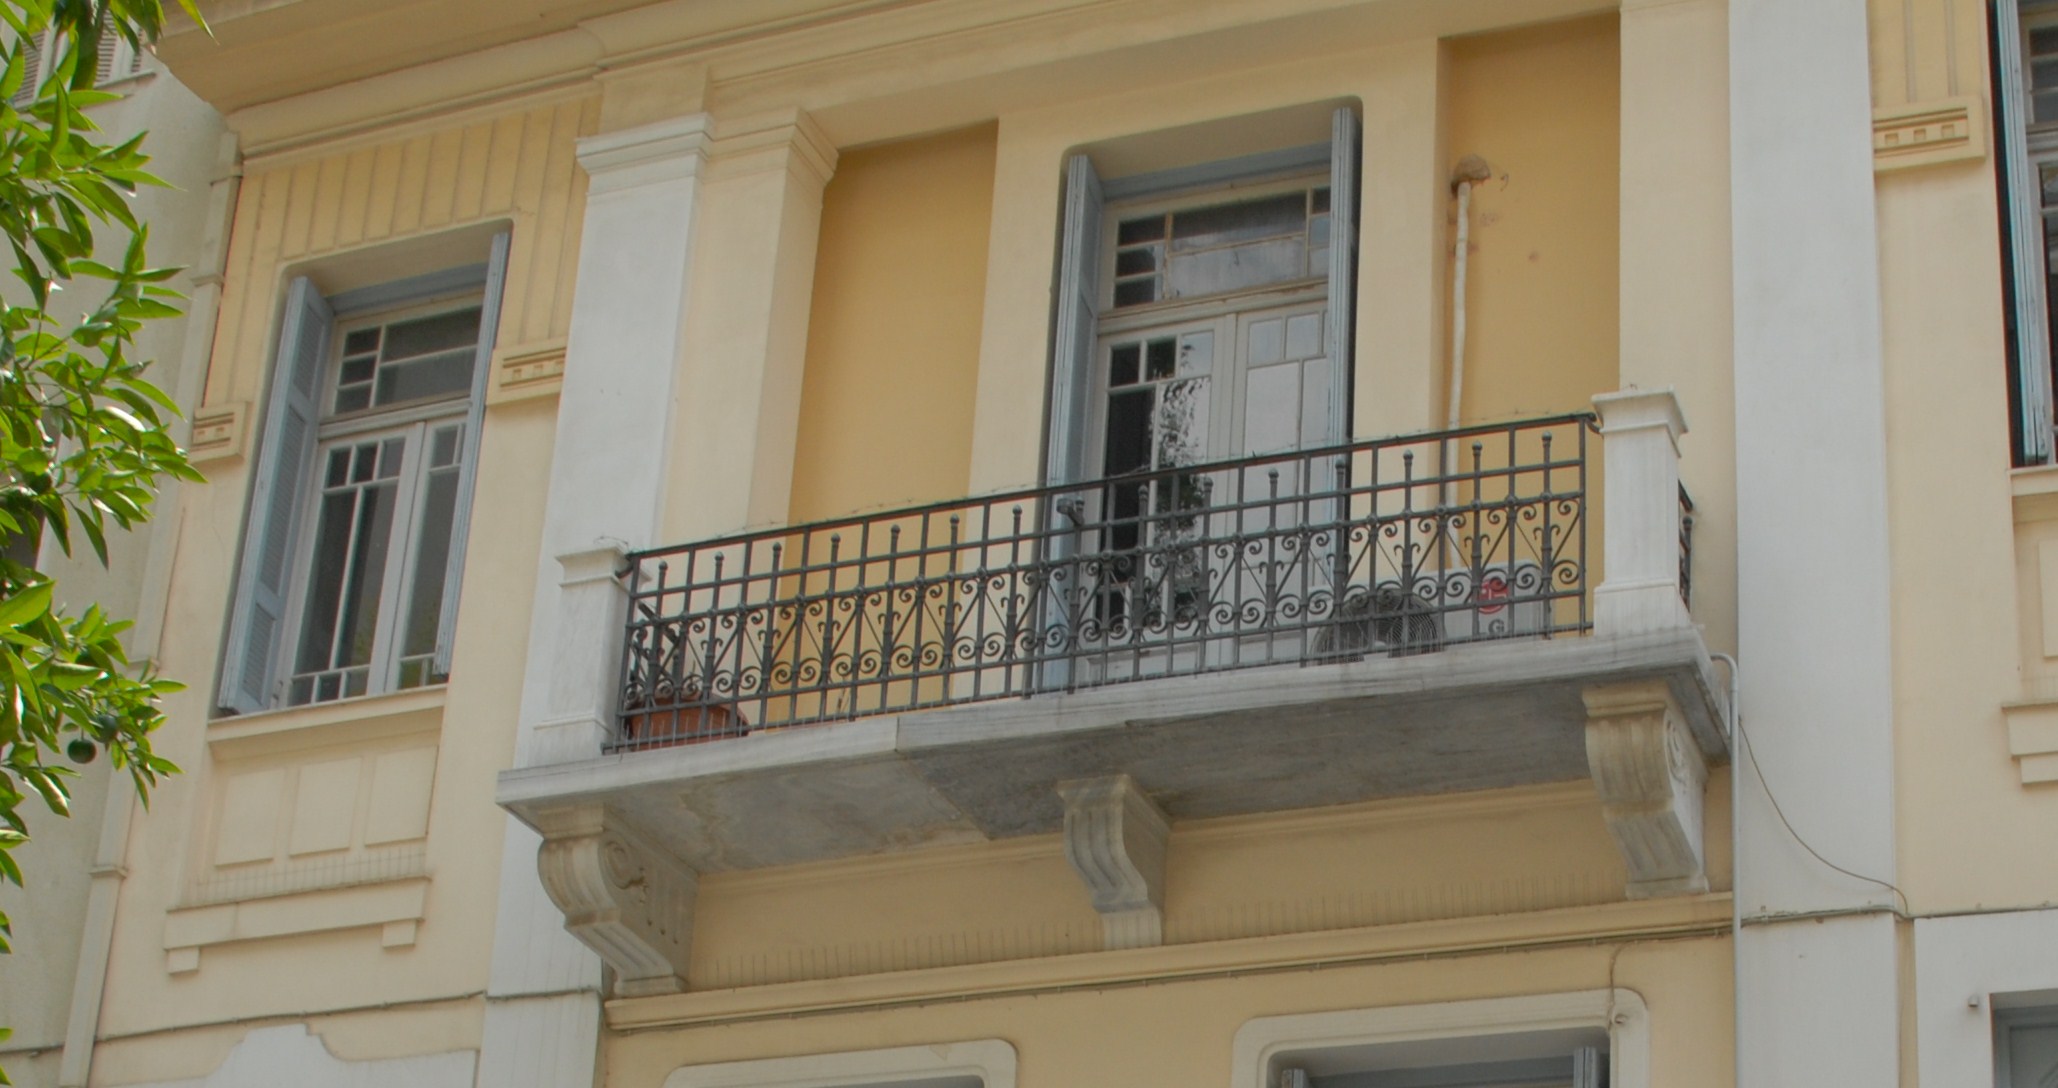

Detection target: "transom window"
[1110, 184, 1332, 308]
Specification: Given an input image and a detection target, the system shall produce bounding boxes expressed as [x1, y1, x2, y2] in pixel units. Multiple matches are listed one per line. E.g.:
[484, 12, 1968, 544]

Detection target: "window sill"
[208, 686, 447, 756]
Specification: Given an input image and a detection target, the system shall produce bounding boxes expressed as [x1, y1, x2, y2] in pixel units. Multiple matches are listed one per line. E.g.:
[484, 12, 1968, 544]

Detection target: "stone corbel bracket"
[1057, 774, 1170, 949]
[534, 802, 698, 997]
[1583, 679, 1710, 898]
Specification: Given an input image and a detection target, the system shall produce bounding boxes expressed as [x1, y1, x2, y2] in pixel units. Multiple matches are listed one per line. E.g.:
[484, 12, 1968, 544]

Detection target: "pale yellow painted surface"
[1868, 0, 1989, 111]
[1445, 17, 1621, 426]
[687, 780, 1730, 991]
[92, 92, 591, 1054]
[787, 124, 996, 524]
[610, 935, 1733, 1088]
[1872, 55, 2058, 912]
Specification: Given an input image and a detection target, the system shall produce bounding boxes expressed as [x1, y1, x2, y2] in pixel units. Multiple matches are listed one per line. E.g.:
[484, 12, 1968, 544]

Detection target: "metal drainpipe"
[1710, 650, 1742, 1088]
[56, 128, 242, 1088]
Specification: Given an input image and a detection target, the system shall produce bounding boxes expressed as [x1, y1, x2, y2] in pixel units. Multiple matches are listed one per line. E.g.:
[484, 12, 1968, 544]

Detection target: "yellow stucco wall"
[788, 124, 997, 523]
[91, 91, 596, 1065]
[608, 933, 1735, 1087]
[1444, 16, 1621, 426]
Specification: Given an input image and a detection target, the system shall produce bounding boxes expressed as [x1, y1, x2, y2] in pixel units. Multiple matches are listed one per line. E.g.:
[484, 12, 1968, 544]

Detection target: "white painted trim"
[663, 1039, 1018, 1088]
[1229, 989, 1649, 1088]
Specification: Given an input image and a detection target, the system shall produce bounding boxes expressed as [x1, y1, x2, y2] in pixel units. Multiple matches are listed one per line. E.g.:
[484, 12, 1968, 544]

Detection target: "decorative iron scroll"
[615, 414, 1599, 749]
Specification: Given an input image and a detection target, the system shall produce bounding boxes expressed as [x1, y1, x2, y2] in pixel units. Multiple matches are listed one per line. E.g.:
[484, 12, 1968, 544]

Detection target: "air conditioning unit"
[1366, 559, 1552, 651]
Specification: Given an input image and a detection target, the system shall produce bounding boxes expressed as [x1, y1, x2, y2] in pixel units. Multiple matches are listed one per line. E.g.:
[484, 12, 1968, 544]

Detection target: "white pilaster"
[1592, 388, 1691, 636]
[669, 108, 837, 540]
[483, 113, 713, 1088]
[1731, 0, 1900, 1084]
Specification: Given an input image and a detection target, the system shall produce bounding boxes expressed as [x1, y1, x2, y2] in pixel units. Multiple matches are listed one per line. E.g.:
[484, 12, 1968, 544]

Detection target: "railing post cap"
[1592, 387, 1688, 440]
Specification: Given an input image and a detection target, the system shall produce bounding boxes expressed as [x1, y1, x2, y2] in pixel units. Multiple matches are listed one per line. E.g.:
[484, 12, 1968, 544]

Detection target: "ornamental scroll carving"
[534, 803, 697, 997]
[1583, 679, 1709, 898]
[1057, 775, 1171, 949]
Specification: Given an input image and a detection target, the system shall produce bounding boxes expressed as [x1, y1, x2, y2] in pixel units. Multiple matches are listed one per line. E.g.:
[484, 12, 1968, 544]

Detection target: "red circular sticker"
[1477, 574, 1509, 614]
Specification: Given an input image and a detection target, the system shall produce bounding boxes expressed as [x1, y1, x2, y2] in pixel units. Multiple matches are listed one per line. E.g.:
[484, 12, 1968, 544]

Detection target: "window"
[1037, 107, 1357, 678]
[1996, 1005, 2058, 1087]
[1233, 992, 1640, 1088]
[218, 238, 508, 713]
[8, 26, 143, 108]
[1997, 1, 2058, 463]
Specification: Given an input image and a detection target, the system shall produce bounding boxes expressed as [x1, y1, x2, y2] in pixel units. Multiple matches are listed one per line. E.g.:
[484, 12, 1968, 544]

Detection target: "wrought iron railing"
[1678, 483, 1696, 608]
[614, 414, 1596, 750]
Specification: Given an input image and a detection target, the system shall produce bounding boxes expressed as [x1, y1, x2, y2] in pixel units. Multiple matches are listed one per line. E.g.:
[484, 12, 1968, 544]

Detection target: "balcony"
[498, 388, 1726, 996]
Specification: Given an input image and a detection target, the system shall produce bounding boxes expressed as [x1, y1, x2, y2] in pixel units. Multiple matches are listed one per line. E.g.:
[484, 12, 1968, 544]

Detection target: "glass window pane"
[401, 468, 460, 663]
[1116, 247, 1158, 276]
[1114, 279, 1157, 307]
[1110, 343, 1140, 387]
[382, 307, 481, 360]
[374, 350, 474, 406]
[1166, 238, 1307, 298]
[2038, 57, 2058, 92]
[295, 489, 358, 674]
[343, 328, 380, 355]
[2035, 25, 2058, 57]
[1170, 192, 1307, 252]
[340, 355, 375, 385]
[1103, 388, 1154, 476]
[334, 386, 372, 414]
[1146, 338, 1176, 380]
[430, 424, 461, 468]
[334, 480, 398, 671]
[1117, 217, 1166, 245]
[2037, 89, 2058, 125]
[1311, 187, 1331, 214]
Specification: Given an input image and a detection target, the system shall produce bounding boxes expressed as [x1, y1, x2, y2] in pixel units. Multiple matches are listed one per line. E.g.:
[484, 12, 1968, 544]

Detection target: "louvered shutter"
[1046, 153, 1105, 486]
[1998, 3, 2055, 462]
[429, 231, 510, 676]
[1326, 105, 1360, 439]
[1036, 154, 1104, 691]
[218, 278, 330, 712]
[10, 31, 42, 109]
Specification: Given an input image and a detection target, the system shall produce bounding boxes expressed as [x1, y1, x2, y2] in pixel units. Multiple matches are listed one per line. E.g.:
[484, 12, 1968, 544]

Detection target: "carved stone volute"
[1583, 679, 1710, 898]
[1057, 774, 1171, 949]
[533, 803, 697, 997]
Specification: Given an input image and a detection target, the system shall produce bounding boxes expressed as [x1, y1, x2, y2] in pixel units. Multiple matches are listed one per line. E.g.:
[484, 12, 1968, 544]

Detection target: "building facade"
[5, 0, 2057, 1085]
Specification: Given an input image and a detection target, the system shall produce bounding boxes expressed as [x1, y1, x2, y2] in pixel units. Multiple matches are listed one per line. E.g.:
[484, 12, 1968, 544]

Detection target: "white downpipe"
[1442, 156, 1491, 507]
[1449, 180, 1475, 431]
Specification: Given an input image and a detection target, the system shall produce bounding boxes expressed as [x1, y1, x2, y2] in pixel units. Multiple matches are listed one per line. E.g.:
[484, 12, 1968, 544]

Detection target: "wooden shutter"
[1998, 1, 2055, 462]
[1036, 155, 1104, 692]
[218, 278, 331, 712]
[10, 30, 42, 108]
[430, 231, 510, 676]
[1046, 153, 1105, 486]
[1326, 105, 1360, 442]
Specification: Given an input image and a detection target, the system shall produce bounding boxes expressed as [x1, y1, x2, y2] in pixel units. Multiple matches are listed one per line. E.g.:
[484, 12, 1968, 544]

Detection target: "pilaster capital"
[1057, 775, 1171, 949]
[1593, 387, 1689, 450]
[706, 107, 839, 193]
[1583, 680, 1710, 898]
[533, 803, 698, 997]
[576, 113, 713, 195]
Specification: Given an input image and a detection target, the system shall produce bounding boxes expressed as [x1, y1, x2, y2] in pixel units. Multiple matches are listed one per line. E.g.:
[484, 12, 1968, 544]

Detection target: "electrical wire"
[1732, 706, 1909, 917]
